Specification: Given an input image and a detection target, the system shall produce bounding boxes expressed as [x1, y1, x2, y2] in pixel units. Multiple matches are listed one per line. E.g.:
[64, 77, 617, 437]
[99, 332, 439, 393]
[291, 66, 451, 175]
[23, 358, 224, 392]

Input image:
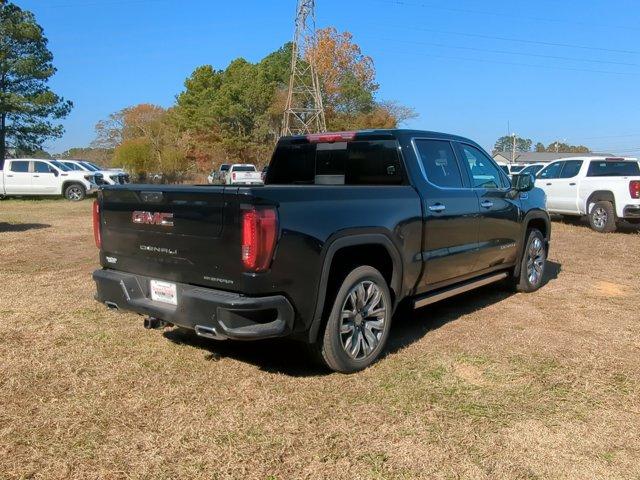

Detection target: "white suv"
[0, 159, 99, 201]
[536, 157, 640, 232]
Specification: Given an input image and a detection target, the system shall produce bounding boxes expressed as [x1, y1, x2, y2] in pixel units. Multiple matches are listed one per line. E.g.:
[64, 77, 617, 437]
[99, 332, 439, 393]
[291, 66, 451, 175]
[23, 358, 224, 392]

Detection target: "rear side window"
[266, 140, 404, 185]
[559, 160, 583, 178]
[587, 160, 640, 177]
[10, 161, 29, 172]
[414, 139, 463, 188]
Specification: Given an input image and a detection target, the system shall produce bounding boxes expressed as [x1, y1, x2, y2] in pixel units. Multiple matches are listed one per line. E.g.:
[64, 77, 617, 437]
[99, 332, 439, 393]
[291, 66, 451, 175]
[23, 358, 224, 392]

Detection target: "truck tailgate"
[99, 185, 245, 290]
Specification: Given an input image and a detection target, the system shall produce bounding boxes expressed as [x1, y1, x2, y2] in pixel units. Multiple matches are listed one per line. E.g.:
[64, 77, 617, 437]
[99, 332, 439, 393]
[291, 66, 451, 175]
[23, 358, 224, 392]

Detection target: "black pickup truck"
[93, 130, 550, 373]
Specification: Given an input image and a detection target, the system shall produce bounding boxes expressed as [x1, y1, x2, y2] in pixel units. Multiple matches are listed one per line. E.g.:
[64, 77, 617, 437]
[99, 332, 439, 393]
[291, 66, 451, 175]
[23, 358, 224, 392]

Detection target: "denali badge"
[132, 211, 174, 226]
[140, 245, 178, 255]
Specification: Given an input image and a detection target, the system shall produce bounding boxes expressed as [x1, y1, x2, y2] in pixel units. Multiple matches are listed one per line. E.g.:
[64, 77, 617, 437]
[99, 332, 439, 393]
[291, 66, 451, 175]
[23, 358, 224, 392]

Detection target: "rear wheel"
[64, 183, 86, 201]
[509, 229, 547, 293]
[588, 201, 617, 233]
[316, 266, 392, 373]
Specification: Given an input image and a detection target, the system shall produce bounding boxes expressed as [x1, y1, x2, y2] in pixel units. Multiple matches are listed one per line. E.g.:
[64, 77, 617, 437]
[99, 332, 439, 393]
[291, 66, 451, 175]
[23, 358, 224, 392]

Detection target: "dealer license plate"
[150, 279, 177, 306]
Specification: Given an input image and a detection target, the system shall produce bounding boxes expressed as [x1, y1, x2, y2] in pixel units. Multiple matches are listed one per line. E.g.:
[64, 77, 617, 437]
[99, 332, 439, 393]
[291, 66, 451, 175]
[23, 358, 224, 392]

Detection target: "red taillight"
[92, 200, 102, 249]
[630, 180, 640, 199]
[232, 172, 236, 180]
[241, 207, 278, 272]
[306, 131, 356, 143]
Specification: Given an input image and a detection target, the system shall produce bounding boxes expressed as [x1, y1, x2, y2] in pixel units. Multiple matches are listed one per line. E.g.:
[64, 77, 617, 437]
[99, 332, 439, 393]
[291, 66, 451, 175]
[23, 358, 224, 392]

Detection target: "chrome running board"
[413, 272, 508, 309]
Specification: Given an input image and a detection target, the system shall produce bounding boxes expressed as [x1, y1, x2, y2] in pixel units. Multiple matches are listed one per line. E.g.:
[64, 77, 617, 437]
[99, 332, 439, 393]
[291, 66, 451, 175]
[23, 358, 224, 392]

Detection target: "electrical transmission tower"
[282, 0, 326, 137]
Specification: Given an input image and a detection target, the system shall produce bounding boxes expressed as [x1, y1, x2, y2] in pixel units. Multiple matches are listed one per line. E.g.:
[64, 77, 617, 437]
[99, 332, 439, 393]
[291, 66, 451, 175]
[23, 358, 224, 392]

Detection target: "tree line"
[493, 135, 591, 155]
[90, 29, 416, 181]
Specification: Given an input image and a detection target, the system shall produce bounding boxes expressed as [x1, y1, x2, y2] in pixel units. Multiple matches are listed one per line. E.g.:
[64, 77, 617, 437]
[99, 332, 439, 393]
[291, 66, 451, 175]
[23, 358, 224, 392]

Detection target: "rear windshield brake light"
[307, 131, 357, 143]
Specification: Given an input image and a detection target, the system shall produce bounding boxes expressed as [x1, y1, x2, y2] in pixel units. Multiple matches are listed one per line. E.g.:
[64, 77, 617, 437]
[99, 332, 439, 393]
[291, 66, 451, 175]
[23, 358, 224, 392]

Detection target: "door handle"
[480, 200, 493, 209]
[569, 182, 576, 186]
[428, 204, 446, 212]
[33, 175, 40, 178]
[6, 174, 13, 177]
[545, 182, 552, 186]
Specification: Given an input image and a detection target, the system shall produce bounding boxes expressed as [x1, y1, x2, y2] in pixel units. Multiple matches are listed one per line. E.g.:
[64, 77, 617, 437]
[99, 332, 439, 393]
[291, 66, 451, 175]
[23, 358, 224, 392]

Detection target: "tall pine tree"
[0, 2, 72, 168]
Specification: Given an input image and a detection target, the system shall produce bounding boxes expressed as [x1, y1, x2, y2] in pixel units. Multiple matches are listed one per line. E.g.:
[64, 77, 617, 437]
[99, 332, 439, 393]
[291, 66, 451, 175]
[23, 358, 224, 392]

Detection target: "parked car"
[519, 163, 545, 177]
[207, 164, 230, 184]
[59, 159, 129, 185]
[536, 157, 640, 232]
[225, 164, 263, 185]
[92, 129, 550, 373]
[1, 158, 99, 201]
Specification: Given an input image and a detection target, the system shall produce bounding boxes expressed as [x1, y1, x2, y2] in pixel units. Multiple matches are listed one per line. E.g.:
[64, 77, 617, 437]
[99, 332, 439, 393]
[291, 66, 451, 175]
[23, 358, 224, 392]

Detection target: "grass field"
[1, 198, 639, 479]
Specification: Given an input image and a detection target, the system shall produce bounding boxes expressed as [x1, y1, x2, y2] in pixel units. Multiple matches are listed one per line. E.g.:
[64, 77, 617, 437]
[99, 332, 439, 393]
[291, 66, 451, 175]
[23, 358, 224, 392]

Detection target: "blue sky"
[20, 0, 640, 156]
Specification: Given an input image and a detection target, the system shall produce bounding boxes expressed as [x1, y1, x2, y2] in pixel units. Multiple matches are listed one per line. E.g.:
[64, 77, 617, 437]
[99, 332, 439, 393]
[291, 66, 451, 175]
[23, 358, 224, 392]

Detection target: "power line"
[367, 35, 640, 68]
[374, 47, 636, 77]
[380, 24, 640, 55]
[370, 0, 640, 32]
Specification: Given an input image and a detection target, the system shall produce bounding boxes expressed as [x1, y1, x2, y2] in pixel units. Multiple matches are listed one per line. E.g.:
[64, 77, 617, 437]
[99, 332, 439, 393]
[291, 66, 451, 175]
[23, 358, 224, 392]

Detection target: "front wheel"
[64, 183, 86, 201]
[510, 229, 547, 293]
[315, 266, 392, 373]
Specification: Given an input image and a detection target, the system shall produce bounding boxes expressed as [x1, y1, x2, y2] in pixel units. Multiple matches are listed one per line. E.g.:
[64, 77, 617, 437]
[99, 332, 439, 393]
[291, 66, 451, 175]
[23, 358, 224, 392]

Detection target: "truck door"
[551, 160, 583, 213]
[455, 143, 521, 271]
[3, 160, 32, 194]
[31, 161, 60, 194]
[536, 161, 564, 211]
[413, 138, 481, 289]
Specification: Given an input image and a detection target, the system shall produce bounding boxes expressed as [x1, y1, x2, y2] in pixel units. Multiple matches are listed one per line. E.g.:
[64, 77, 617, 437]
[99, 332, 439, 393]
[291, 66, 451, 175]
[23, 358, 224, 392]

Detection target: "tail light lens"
[92, 200, 102, 249]
[241, 207, 278, 272]
[630, 180, 640, 199]
[232, 172, 237, 181]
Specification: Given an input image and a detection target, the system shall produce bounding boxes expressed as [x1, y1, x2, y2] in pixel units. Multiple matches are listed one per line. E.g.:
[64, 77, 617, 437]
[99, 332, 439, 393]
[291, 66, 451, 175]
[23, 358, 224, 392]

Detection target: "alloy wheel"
[526, 237, 545, 286]
[592, 207, 607, 229]
[339, 281, 387, 360]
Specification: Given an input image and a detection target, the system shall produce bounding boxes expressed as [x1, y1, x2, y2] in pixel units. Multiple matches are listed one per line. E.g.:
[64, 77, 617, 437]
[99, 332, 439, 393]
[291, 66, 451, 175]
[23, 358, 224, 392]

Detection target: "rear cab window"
[266, 137, 405, 186]
[587, 160, 640, 177]
[9, 161, 30, 172]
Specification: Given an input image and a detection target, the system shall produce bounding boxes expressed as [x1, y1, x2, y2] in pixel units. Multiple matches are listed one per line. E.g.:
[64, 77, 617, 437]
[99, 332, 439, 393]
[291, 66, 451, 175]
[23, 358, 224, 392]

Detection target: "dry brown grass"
[1, 198, 639, 479]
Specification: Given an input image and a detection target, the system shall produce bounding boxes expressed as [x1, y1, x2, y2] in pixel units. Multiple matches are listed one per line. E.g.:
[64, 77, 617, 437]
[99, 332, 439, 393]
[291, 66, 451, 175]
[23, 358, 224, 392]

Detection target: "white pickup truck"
[0, 158, 99, 201]
[59, 159, 129, 186]
[536, 156, 640, 232]
[225, 164, 263, 185]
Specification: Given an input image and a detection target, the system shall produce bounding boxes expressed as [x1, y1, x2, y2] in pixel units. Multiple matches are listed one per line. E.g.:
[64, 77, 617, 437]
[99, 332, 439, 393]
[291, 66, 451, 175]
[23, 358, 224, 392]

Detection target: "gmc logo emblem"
[132, 211, 174, 227]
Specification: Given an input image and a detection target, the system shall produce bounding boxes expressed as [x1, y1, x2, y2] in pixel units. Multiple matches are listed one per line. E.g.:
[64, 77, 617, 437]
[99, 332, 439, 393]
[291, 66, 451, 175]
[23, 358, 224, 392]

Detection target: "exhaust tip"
[105, 301, 119, 310]
[195, 325, 227, 341]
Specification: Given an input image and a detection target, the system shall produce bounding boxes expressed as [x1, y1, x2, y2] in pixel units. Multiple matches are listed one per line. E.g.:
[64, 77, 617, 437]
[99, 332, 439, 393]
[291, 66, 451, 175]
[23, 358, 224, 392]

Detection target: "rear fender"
[308, 231, 403, 343]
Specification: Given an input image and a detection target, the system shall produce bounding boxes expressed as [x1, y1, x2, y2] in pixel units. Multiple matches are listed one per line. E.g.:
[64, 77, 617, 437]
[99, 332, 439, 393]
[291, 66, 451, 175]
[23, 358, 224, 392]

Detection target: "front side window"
[458, 144, 504, 189]
[10, 161, 29, 172]
[559, 160, 583, 179]
[33, 161, 54, 173]
[415, 139, 463, 188]
[538, 162, 563, 179]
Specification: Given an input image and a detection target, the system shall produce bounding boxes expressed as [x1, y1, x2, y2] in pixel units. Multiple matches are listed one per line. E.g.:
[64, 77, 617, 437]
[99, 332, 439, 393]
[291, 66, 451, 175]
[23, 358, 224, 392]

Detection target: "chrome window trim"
[456, 141, 512, 191]
[410, 137, 470, 191]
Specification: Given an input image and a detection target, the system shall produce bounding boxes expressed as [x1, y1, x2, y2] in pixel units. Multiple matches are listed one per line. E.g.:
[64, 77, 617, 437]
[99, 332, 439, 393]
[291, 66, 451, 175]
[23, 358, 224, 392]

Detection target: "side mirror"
[512, 173, 535, 192]
[52, 169, 59, 177]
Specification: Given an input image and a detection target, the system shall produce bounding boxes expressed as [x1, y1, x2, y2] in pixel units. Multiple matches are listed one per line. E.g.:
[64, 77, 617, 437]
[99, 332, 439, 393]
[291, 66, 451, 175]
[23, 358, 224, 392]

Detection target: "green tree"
[493, 135, 533, 153]
[546, 141, 590, 153]
[0, 2, 72, 167]
[535, 142, 546, 152]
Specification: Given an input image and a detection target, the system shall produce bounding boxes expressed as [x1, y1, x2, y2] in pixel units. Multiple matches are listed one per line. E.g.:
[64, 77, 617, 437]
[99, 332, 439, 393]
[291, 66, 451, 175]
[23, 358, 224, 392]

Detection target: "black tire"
[509, 229, 547, 293]
[64, 183, 86, 201]
[315, 266, 392, 373]
[588, 201, 617, 233]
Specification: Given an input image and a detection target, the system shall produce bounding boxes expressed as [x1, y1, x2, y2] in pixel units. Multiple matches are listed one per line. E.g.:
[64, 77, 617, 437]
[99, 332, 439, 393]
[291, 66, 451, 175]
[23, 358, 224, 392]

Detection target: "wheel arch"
[585, 190, 616, 214]
[513, 210, 551, 279]
[308, 231, 403, 343]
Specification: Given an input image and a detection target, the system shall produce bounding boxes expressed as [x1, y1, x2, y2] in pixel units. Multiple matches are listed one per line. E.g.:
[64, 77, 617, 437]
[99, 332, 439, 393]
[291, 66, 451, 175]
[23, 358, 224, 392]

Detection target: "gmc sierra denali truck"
[92, 130, 550, 373]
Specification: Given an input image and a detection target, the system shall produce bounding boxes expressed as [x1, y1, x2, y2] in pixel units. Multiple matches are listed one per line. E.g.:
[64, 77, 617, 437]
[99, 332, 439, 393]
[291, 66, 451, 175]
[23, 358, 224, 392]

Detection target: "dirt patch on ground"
[1, 198, 639, 479]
